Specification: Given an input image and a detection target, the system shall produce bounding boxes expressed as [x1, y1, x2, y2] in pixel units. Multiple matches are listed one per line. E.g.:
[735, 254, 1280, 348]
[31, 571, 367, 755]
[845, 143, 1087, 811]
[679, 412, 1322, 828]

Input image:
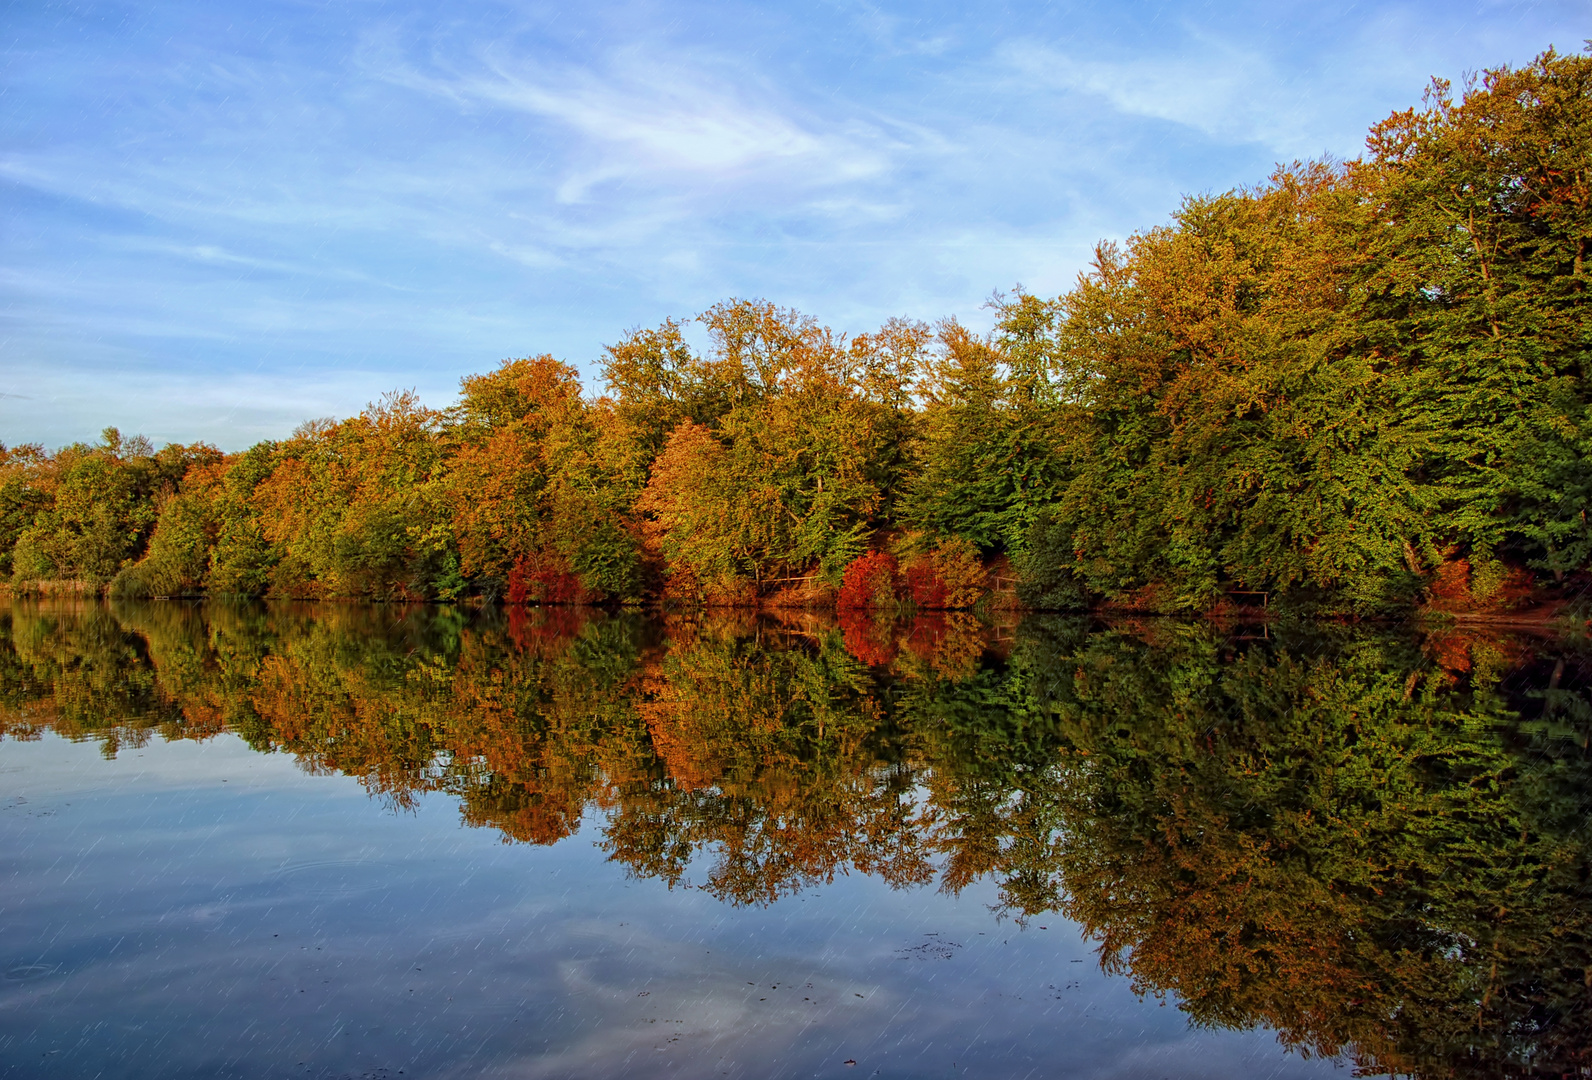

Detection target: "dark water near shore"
[1, 602, 1588, 1079]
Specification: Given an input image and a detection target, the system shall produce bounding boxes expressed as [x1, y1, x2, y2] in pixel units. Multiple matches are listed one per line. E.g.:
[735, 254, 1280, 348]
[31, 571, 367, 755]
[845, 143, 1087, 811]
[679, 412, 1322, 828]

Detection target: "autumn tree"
[10, 429, 218, 588]
[634, 300, 905, 597]
[446, 355, 640, 601]
[251, 393, 451, 599]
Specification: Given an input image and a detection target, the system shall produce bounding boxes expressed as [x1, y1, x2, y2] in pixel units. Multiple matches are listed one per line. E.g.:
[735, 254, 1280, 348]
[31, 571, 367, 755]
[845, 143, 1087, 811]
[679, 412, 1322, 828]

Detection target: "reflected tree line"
[1, 600, 1589, 1078]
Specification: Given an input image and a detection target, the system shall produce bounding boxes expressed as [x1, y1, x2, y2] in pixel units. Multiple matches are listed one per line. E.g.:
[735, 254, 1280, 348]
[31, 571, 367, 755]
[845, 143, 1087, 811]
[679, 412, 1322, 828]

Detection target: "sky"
[2, 0, 1587, 450]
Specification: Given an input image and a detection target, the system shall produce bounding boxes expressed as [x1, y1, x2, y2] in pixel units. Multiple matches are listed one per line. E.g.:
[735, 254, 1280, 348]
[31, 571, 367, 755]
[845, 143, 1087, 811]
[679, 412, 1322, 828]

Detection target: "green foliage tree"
[0, 443, 52, 580]
[11, 429, 217, 588]
[902, 315, 1073, 553]
[1032, 48, 1592, 613]
[1361, 51, 1592, 589]
[251, 394, 450, 599]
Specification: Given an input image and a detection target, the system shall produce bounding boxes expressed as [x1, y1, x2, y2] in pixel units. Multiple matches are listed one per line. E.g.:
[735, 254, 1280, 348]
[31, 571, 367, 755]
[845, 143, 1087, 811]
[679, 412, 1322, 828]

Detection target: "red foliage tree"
[837, 551, 900, 611]
[507, 558, 532, 605]
[904, 559, 947, 609]
[506, 554, 585, 605]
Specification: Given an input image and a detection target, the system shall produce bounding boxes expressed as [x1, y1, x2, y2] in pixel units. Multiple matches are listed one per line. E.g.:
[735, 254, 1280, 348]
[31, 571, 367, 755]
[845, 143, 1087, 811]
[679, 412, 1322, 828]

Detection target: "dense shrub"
[837, 551, 900, 612]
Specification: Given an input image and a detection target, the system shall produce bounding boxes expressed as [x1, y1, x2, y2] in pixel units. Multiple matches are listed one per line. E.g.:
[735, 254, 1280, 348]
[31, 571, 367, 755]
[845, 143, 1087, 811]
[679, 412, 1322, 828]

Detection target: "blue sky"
[2, 0, 1586, 450]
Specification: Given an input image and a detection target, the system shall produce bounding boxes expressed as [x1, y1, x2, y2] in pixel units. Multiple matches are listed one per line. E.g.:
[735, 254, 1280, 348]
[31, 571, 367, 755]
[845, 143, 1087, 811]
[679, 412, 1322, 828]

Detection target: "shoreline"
[2, 579, 1583, 635]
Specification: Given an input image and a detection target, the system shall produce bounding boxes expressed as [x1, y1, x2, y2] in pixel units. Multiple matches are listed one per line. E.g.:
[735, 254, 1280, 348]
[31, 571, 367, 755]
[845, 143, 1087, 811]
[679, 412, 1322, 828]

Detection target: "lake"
[1, 601, 1587, 1079]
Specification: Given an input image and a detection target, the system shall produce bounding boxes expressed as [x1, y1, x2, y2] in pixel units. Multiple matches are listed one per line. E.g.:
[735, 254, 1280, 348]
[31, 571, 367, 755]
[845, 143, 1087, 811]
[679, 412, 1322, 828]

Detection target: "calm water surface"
[0, 602, 1587, 1079]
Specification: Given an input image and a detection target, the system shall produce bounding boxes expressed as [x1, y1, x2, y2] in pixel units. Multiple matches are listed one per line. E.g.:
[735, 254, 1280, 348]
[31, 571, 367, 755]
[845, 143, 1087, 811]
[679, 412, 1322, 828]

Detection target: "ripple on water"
[268, 859, 395, 901]
[5, 964, 59, 981]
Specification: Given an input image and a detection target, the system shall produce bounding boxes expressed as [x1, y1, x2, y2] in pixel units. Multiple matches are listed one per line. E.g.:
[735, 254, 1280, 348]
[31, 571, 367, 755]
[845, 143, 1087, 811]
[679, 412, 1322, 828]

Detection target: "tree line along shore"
[3, 50, 1590, 618]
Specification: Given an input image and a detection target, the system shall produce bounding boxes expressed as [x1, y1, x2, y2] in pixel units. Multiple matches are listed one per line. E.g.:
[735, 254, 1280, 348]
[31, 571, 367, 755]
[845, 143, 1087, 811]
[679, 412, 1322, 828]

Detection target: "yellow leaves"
[916, 317, 1001, 409]
[698, 298, 841, 398]
[457, 355, 582, 433]
[847, 316, 931, 409]
[637, 359, 888, 588]
[637, 423, 728, 562]
[447, 425, 546, 579]
[1068, 165, 1363, 425]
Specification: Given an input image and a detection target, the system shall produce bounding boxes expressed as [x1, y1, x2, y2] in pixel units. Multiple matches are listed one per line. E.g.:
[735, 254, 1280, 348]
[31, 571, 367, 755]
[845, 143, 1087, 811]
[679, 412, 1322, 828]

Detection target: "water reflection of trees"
[1024, 621, 1592, 1079]
[1, 601, 1588, 1078]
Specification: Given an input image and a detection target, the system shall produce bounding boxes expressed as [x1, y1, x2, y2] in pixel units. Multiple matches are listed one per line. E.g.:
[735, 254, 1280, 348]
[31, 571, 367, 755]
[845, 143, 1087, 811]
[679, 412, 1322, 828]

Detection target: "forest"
[3, 49, 1590, 617]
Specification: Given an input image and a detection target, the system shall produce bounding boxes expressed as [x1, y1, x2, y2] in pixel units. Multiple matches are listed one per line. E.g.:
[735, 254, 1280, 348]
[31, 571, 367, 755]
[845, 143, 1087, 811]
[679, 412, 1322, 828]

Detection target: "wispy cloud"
[998, 35, 1333, 156]
[368, 39, 898, 196]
